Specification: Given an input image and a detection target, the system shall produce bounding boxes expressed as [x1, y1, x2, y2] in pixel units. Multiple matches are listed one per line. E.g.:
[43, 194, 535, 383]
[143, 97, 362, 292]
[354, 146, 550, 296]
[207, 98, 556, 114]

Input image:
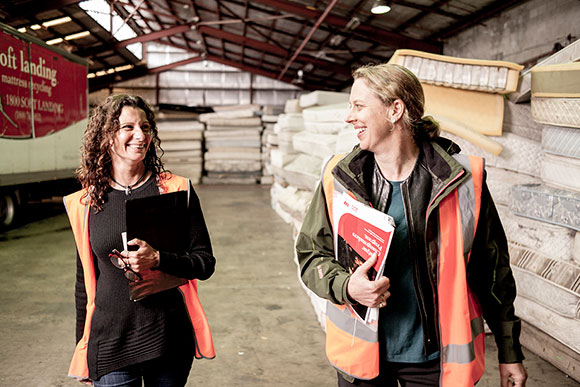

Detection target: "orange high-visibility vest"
[64, 173, 215, 381]
[322, 154, 380, 380]
[321, 153, 485, 385]
[436, 155, 485, 386]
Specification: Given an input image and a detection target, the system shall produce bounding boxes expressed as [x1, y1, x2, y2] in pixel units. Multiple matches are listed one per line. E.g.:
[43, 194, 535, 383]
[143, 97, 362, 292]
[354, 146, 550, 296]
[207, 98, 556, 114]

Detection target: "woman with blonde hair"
[296, 64, 527, 386]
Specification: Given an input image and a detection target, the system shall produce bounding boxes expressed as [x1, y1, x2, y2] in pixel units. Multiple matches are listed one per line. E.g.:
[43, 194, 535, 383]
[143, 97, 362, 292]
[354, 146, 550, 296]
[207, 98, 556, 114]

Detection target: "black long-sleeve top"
[75, 175, 215, 380]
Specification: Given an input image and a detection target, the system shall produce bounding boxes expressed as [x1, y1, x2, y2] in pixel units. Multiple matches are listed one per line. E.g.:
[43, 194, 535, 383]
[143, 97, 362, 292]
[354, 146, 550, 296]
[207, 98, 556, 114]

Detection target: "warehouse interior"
[1, 0, 580, 385]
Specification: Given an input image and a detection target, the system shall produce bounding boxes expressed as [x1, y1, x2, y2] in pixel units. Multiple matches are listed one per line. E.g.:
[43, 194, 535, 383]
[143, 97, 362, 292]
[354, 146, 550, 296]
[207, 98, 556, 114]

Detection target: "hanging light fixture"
[371, 0, 391, 14]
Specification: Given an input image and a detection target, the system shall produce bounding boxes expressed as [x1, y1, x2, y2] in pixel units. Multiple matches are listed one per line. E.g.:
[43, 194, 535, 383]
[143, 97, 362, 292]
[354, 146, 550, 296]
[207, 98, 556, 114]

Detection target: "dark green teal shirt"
[371, 167, 439, 363]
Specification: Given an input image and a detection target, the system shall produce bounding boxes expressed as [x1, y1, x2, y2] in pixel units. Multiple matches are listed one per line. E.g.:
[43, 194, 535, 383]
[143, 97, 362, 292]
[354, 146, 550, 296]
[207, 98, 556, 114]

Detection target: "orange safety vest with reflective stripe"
[436, 155, 485, 386]
[321, 153, 485, 385]
[64, 173, 215, 381]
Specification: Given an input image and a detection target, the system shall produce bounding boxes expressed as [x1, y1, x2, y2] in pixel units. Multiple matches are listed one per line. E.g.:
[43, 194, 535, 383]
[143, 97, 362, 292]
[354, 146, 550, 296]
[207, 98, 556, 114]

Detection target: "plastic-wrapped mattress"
[502, 100, 543, 141]
[299, 90, 349, 108]
[542, 125, 580, 159]
[486, 167, 541, 206]
[292, 131, 337, 160]
[514, 296, 580, 354]
[541, 153, 580, 192]
[441, 131, 542, 176]
[497, 204, 576, 262]
[279, 154, 323, 192]
[512, 266, 580, 318]
[302, 103, 348, 123]
[509, 184, 580, 231]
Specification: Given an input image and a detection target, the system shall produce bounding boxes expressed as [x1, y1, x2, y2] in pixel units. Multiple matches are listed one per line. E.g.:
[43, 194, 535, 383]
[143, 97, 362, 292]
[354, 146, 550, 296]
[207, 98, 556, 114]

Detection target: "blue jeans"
[93, 356, 193, 387]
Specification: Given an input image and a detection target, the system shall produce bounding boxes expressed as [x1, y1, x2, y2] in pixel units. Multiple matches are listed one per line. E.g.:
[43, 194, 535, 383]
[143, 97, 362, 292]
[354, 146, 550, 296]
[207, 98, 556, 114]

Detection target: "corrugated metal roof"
[0, 0, 530, 92]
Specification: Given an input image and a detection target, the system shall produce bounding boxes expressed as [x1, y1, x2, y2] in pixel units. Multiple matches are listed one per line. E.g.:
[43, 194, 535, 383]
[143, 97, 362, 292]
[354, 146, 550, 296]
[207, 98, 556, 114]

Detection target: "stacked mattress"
[395, 48, 580, 374]
[502, 44, 580, 370]
[157, 112, 204, 185]
[390, 49, 523, 137]
[260, 106, 284, 185]
[268, 99, 305, 229]
[199, 105, 263, 184]
[509, 39, 580, 103]
[270, 91, 354, 233]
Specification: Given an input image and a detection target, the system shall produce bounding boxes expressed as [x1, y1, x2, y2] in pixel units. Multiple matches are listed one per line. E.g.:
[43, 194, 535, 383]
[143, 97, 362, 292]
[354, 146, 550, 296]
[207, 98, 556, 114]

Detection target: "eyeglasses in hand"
[109, 249, 143, 282]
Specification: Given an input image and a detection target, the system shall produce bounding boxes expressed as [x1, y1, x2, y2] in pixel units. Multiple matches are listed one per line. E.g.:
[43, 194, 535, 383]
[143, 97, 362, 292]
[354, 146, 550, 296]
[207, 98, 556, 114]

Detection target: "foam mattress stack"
[268, 99, 306, 229]
[156, 112, 204, 185]
[199, 105, 263, 184]
[273, 91, 361, 329]
[260, 106, 283, 185]
[271, 91, 358, 233]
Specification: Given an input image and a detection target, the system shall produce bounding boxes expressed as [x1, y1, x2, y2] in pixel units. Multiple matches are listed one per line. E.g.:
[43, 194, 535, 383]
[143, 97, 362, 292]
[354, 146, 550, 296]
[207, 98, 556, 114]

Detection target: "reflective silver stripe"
[326, 302, 378, 343]
[83, 199, 89, 230]
[441, 316, 485, 364]
[452, 155, 476, 256]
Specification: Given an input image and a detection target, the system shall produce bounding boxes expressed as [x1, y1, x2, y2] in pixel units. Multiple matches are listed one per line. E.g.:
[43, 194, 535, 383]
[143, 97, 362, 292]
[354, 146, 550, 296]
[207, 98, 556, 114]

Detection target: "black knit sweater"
[75, 175, 215, 380]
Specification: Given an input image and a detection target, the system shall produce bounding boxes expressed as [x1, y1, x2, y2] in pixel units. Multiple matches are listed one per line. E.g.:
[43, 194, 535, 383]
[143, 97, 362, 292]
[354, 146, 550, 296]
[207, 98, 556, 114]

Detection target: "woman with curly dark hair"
[63, 94, 216, 386]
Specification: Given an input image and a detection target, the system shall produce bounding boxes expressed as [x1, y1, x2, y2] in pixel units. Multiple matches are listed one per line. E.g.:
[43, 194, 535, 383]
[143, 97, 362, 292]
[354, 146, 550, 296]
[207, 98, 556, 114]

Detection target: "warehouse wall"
[95, 43, 302, 108]
[444, 0, 580, 64]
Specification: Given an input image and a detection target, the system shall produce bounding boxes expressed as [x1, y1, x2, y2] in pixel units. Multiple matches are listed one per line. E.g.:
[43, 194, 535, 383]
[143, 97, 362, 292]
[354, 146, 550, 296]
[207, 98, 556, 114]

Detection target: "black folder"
[125, 190, 189, 301]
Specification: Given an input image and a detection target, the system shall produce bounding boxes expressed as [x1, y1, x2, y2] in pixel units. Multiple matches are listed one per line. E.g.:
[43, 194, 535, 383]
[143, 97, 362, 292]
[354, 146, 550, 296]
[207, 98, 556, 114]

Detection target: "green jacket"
[296, 139, 524, 364]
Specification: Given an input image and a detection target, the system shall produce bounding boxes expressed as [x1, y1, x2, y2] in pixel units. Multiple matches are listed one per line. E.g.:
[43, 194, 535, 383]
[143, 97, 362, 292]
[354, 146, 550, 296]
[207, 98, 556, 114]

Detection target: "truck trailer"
[0, 22, 88, 228]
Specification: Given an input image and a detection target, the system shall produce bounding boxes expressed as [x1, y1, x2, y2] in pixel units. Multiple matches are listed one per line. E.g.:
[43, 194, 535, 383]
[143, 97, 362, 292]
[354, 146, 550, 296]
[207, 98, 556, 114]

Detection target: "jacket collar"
[331, 137, 468, 203]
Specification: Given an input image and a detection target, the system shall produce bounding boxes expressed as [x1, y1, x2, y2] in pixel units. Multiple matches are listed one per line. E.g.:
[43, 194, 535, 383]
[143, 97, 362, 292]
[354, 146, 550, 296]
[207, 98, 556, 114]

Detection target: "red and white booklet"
[333, 192, 396, 324]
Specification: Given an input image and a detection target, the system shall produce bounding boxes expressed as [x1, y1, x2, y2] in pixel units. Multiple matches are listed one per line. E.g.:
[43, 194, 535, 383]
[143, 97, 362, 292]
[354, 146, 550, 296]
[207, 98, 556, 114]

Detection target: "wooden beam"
[199, 25, 351, 76]
[278, 0, 337, 79]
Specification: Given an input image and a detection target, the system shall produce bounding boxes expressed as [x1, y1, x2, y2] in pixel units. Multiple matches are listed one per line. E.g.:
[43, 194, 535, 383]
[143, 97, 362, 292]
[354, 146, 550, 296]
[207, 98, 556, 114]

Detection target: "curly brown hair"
[76, 94, 165, 212]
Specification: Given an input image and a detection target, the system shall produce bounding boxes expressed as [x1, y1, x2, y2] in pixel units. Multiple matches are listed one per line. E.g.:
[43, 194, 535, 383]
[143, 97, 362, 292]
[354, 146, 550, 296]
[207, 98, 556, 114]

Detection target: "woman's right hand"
[346, 253, 391, 308]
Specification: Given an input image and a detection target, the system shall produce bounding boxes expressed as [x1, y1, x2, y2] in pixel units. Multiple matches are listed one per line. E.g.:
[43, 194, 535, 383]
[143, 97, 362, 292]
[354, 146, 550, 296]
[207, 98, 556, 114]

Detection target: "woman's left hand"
[124, 238, 160, 272]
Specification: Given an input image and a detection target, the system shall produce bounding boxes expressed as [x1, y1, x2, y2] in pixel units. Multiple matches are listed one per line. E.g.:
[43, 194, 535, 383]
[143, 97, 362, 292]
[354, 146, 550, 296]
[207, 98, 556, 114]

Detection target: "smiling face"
[345, 78, 394, 153]
[110, 106, 152, 168]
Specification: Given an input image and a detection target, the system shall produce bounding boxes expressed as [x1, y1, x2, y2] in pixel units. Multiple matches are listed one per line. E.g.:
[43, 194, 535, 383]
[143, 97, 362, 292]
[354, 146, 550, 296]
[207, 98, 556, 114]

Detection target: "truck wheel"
[0, 191, 17, 228]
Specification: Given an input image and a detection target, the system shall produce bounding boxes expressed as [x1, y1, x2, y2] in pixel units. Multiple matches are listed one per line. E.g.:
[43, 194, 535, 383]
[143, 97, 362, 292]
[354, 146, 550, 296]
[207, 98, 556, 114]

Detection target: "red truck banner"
[0, 29, 87, 138]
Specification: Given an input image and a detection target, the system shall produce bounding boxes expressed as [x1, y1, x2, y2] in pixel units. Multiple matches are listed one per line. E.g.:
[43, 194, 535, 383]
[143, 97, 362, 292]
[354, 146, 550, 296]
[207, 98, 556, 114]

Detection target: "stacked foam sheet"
[269, 99, 305, 227]
[157, 113, 204, 184]
[271, 92, 356, 232]
[200, 105, 263, 184]
[260, 106, 283, 185]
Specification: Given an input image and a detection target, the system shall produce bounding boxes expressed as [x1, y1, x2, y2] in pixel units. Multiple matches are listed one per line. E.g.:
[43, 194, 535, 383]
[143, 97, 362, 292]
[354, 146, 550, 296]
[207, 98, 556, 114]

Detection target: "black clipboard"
[125, 190, 189, 301]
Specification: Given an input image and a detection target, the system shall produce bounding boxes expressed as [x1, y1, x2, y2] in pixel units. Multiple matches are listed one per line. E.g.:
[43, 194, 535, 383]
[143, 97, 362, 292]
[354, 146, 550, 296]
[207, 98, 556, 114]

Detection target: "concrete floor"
[0, 184, 578, 387]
